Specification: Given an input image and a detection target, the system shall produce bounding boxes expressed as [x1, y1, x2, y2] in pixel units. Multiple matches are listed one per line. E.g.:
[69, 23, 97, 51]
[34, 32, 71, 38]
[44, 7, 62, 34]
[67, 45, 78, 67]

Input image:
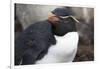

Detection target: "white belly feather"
[36, 32, 79, 64]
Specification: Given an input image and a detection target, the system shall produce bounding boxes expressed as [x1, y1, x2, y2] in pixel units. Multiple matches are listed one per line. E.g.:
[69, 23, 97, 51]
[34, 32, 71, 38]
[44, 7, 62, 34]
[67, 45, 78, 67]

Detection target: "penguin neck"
[51, 22, 77, 36]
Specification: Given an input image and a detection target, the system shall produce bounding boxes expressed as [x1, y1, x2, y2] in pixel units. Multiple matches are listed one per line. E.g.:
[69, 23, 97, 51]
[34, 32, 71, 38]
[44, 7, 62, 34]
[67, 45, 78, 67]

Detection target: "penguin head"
[48, 7, 79, 36]
[52, 16, 79, 36]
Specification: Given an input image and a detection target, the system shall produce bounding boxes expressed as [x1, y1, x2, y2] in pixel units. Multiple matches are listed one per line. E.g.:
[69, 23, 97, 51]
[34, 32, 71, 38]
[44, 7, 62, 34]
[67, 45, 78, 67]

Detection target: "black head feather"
[52, 17, 77, 36]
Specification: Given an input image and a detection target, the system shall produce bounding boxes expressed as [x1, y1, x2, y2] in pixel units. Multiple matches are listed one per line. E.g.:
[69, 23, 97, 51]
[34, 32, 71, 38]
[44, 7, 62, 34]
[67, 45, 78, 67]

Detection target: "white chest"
[36, 32, 79, 64]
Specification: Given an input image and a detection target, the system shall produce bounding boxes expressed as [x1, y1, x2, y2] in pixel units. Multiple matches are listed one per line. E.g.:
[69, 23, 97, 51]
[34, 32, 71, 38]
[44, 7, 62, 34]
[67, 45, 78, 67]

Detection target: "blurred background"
[15, 3, 94, 62]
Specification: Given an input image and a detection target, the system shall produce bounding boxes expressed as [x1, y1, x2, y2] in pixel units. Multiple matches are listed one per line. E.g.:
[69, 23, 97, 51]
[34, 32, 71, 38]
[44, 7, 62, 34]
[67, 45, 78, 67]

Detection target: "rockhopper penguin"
[36, 8, 79, 63]
[15, 7, 79, 65]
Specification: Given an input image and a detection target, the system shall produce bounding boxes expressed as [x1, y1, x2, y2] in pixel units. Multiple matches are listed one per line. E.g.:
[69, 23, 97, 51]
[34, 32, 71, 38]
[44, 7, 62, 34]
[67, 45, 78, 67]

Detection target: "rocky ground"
[74, 44, 94, 62]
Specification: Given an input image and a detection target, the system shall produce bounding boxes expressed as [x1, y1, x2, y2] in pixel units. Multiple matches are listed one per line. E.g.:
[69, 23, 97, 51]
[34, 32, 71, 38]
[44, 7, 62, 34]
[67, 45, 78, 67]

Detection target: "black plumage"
[15, 20, 56, 65]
